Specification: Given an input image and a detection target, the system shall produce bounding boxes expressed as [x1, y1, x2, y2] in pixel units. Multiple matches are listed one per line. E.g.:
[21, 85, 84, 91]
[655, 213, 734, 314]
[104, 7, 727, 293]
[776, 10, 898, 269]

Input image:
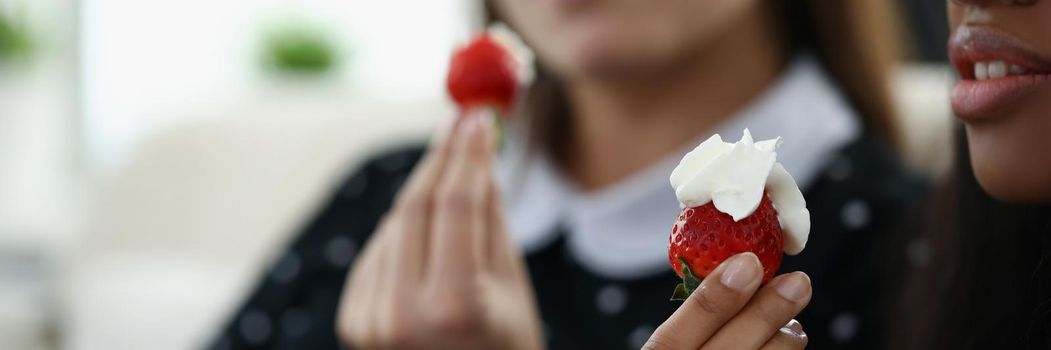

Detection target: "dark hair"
[891, 128, 1051, 349]
[485, 0, 905, 152]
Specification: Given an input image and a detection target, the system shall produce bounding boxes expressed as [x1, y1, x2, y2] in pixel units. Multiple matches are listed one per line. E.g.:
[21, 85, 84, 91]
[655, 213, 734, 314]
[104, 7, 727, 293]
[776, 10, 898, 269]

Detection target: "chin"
[973, 166, 1051, 203]
[542, 23, 680, 80]
[967, 125, 1051, 204]
[544, 44, 636, 79]
[542, 45, 655, 80]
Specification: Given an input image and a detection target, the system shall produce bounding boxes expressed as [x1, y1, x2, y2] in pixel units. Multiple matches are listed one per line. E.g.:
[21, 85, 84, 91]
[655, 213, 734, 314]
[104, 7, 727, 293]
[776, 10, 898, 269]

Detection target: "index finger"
[643, 253, 763, 349]
[384, 115, 460, 279]
[392, 115, 459, 211]
[425, 109, 496, 282]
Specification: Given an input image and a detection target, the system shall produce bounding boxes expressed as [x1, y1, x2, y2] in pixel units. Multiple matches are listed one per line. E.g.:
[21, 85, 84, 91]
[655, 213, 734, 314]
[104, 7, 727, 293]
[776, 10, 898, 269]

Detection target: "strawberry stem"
[671, 256, 702, 301]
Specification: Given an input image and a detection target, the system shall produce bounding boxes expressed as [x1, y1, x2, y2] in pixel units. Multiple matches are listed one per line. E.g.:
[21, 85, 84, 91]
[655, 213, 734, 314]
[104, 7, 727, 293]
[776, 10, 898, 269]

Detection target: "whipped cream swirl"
[669, 129, 810, 255]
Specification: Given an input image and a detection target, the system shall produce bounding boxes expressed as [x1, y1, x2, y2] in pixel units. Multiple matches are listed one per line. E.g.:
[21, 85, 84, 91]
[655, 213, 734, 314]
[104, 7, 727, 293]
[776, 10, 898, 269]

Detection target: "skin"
[339, 0, 812, 348]
[338, 111, 545, 349]
[948, 0, 1051, 202]
[491, 0, 786, 190]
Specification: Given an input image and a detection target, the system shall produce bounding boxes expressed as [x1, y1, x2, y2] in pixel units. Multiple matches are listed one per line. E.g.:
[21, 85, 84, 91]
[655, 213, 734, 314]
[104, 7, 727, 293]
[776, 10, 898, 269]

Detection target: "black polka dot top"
[207, 133, 926, 350]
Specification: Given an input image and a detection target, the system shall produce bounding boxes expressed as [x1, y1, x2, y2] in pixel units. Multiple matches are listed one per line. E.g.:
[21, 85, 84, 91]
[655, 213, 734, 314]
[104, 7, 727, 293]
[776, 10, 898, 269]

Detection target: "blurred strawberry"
[446, 33, 520, 116]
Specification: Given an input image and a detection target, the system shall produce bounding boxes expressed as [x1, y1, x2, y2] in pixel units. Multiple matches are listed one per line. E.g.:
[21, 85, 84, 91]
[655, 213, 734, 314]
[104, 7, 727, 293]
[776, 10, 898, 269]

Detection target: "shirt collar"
[496, 56, 860, 279]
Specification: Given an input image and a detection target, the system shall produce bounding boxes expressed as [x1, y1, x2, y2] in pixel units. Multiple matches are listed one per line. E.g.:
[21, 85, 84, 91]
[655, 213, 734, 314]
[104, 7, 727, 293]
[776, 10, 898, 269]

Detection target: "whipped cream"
[669, 129, 810, 255]
[487, 23, 535, 87]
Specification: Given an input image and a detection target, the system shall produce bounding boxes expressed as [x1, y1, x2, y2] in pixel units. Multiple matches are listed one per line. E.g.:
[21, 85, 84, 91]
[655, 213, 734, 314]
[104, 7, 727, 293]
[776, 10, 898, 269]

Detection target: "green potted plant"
[0, 10, 31, 63]
[262, 21, 340, 75]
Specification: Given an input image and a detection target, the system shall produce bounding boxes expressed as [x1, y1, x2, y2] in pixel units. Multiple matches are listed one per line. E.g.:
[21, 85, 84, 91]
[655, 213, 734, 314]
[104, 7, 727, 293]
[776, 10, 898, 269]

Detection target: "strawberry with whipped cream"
[667, 129, 811, 300]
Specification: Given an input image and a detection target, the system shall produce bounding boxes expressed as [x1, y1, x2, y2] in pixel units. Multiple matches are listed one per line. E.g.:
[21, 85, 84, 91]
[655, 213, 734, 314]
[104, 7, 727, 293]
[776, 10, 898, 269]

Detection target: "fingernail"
[476, 108, 495, 132]
[478, 109, 496, 147]
[783, 319, 805, 337]
[459, 111, 480, 137]
[719, 253, 760, 291]
[461, 108, 495, 137]
[774, 272, 811, 302]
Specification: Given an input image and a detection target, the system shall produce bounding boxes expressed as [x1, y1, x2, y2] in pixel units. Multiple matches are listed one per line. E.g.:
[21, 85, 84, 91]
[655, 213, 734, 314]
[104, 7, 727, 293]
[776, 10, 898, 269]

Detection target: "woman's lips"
[949, 27, 1051, 121]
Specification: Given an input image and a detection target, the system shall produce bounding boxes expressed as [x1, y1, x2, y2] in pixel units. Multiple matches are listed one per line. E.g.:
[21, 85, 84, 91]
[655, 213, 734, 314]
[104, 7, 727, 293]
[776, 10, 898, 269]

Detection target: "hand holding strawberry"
[446, 29, 531, 149]
[667, 129, 811, 299]
[644, 252, 812, 349]
[337, 110, 543, 350]
[642, 129, 813, 349]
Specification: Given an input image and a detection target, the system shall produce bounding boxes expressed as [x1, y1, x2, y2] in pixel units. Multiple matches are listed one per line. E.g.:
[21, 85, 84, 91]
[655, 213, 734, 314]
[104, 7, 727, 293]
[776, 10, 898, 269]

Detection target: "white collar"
[496, 56, 860, 279]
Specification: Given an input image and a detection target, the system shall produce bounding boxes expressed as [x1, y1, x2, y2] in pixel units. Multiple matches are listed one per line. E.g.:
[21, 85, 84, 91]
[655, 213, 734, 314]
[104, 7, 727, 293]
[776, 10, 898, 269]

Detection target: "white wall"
[80, 0, 478, 170]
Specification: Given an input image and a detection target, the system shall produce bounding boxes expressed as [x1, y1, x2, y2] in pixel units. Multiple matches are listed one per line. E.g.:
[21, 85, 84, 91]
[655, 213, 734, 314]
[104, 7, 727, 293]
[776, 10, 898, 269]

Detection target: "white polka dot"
[840, 200, 871, 230]
[239, 310, 272, 345]
[827, 157, 853, 181]
[829, 312, 859, 343]
[907, 239, 931, 267]
[595, 284, 628, 315]
[271, 252, 301, 284]
[341, 173, 369, 198]
[325, 236, 358, 268]
[627, 325, 655, 349]
[281, 308, 313, 337]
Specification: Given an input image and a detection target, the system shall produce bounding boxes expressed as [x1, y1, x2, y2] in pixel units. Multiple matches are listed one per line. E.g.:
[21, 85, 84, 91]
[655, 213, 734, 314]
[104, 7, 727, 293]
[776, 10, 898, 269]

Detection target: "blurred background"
[0, 1, 949, 349]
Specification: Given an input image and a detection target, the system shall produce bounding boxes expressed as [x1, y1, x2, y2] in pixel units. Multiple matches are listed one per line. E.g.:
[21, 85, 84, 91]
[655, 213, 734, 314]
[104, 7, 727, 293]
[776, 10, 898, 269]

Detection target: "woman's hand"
[645, 253, 812, 350]
[337, 109, 544, 350]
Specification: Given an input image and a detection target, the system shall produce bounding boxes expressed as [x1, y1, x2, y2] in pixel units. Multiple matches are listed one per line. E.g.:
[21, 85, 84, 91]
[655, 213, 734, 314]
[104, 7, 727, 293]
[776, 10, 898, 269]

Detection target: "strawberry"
[668, 191, 783, 300]
[446, 34, 520, 115]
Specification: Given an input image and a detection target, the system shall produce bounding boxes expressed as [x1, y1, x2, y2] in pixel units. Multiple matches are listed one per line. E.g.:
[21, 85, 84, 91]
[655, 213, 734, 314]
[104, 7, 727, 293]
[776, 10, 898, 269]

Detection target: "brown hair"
[485, 0, 905, 152]
[890, 129, 1051, 349]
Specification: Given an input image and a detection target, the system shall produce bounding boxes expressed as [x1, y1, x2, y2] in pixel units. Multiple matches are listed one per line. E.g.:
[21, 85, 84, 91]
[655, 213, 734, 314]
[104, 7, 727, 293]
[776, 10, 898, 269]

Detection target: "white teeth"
[988, 61, 1008, 78]
[973, 60, 1028, 80]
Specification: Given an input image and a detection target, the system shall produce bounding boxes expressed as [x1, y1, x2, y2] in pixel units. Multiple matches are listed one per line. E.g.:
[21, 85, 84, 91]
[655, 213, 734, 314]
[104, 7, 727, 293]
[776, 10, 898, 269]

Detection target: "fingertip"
[772, 271, 812, 303]
[460, 108, 497, 161]
[482, 110, 497, 150]
[718, 252, 763, 292]
[783, 319, 805, 337]
[472, 108, 497, 150]
[778, 320, 809, 347]
[741, 252, 760, 266]
[458, 110, 482, 139]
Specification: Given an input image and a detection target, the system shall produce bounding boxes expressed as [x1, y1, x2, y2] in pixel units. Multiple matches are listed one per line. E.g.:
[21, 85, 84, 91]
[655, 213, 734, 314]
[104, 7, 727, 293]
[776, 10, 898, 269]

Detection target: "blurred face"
[490, 0, 763, 79]
[948, 0, 1051, 202]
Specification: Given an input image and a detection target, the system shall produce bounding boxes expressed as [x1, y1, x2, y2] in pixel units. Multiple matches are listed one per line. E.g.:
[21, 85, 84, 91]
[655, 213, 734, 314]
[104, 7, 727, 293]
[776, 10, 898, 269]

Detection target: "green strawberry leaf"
[670, 256, 703, 301]
[681, 257, 701, 290]
[671, 283, 689, 301]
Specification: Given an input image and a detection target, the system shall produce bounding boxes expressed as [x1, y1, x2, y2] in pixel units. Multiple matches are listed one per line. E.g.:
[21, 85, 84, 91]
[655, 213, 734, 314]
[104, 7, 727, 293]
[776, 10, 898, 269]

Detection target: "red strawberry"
[668, 191, 783, 300]
[446, 34, 519, 115]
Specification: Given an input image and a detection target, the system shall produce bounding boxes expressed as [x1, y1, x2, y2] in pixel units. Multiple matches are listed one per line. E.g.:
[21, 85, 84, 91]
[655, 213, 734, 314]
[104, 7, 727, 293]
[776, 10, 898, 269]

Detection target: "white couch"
[63, 95, 447, 350]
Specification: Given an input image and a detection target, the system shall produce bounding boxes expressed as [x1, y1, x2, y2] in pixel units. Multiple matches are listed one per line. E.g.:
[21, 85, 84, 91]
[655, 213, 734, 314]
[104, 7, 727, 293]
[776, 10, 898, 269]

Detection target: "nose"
[950, 0, 1036, 5]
